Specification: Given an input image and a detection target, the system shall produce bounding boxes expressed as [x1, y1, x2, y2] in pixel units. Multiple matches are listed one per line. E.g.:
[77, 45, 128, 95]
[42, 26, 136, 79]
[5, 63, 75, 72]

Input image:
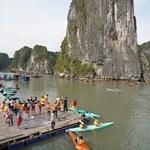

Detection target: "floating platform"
[0, 94, 81, 150]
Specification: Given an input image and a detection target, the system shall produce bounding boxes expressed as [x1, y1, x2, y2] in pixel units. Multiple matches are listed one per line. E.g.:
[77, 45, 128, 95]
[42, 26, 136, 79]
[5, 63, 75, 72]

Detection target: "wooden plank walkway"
[0, 94, 81, 149]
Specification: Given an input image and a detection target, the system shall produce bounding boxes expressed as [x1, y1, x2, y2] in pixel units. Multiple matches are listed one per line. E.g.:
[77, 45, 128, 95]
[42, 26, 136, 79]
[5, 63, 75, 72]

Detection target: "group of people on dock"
[0, 94, 79, 130]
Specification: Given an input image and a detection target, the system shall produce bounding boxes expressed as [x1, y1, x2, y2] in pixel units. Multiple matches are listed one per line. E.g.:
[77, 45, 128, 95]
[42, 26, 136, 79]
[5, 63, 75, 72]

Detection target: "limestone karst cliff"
[55, 0, 141, 80]
[0, 53, 12, 71]
[26, 45, 54, 74]
[9, 45, 59, 74]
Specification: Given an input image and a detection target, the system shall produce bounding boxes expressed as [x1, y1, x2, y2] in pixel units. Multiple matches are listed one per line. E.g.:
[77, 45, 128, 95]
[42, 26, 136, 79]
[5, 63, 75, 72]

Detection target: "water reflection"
[0, 75, 150, 150]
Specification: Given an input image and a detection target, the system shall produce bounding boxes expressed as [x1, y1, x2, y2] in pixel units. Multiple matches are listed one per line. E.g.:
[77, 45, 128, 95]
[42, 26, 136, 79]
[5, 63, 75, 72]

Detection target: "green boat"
[65, 122, 114, 132]
[68, 107, 100, 118]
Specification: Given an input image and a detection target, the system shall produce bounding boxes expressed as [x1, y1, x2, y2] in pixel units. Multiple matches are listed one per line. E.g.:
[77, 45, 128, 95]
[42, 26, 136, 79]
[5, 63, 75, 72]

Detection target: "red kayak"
[68, 130, 90, 150]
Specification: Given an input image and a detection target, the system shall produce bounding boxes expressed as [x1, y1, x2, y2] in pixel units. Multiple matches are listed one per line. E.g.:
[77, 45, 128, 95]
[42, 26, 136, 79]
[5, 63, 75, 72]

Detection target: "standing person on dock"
[51, 110, 55, 129]
[40, 96, 45, 107]
[53, 102, 58, 118]
[31, 102, 36, 116]
[6, 104, 14, 126]
[23, 102, 29, 121]
[1, 101, 5, 117]
[63, 97, 68, 112]
[13, 101, 19, 115]
[46, 102, 51, 117]
[16, 111, 22, 130]
[38, 101, 42, 114]
[44, 94, 49, 104]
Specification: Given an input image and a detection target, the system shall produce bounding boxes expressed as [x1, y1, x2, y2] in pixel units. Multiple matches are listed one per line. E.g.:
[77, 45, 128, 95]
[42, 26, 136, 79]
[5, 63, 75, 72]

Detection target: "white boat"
[106, 88, 122, 92]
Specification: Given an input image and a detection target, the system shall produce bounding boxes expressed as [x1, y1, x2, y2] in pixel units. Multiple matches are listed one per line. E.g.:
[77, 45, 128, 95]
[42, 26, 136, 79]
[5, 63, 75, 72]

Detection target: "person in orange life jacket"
[73, 99, 77, 108]
[53, 102, 58, 118]
[94, 120, 101, 126]
[79, 122, 87, 129]
[38, 101, 42, 114]
[14, 101, 19, 115]
[76, 135, 84, 145]
[46, 102, 51, 116]
[44, 94, 49, 104]
[40, 96, 45, 107]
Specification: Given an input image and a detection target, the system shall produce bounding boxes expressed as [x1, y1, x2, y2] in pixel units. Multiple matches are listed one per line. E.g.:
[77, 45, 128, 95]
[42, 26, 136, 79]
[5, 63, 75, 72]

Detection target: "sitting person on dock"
[76, 135, 85, 145]
[81, 114, 89, 124]
[94, 120, 102, 126]
[79, 122, 87, 129]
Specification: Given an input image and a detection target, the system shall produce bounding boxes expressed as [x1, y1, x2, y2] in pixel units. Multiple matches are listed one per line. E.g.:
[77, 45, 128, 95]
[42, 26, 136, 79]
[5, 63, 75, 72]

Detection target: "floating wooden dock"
[0, 94, 81, 150]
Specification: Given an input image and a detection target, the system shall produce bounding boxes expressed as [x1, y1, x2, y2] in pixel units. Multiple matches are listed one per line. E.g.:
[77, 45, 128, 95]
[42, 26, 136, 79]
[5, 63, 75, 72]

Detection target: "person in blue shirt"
[63, 97, 68, 112]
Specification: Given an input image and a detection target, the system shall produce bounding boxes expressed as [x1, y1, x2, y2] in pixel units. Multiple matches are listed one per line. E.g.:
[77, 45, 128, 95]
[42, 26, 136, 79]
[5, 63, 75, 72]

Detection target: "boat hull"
[68, 130, 90, 150]
[66, 122, 114, 132]
[68, 107, 100, 118]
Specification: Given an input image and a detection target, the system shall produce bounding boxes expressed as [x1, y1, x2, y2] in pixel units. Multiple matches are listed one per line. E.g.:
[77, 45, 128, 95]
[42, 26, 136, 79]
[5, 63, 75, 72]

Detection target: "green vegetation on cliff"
[54, 37, 95, 75]
[10, 46, 32, 69]
[0, 53, 12, 71]
[138, 41, 150, 66]
[76, 0, 87, 23]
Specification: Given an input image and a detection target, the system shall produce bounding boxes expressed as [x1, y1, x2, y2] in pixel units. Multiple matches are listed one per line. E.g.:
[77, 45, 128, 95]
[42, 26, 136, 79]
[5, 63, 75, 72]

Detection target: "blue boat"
[21, 75, 30, 81]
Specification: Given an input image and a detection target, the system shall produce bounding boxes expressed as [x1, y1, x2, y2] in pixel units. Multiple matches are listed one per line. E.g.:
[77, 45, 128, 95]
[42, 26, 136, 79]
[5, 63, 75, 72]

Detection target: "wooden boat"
[68, 130, 90, 150]
[66, 122, 114, 132]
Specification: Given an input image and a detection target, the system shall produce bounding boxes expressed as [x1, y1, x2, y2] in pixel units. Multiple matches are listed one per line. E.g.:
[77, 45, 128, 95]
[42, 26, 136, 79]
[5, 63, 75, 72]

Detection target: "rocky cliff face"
[0, 53, 12, 71]
[26, 45, 53, 74]
[138, 41, 150, 81]
[10, 45, 57, 74]
[65, 0, 140, 80]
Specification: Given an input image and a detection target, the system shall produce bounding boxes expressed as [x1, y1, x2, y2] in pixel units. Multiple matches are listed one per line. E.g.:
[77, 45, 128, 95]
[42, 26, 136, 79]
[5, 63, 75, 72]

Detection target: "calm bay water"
[1, 74, 150, 150]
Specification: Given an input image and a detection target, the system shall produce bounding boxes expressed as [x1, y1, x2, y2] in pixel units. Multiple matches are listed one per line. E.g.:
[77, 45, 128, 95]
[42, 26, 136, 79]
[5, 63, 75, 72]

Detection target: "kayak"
[66, 122, 114, 132]
[68, 130, 90, 150]
[68, 107, 77, 111]
[76, 110, 100, 119]
[68, 107, 100, 119]
[106, 88, 122, 92]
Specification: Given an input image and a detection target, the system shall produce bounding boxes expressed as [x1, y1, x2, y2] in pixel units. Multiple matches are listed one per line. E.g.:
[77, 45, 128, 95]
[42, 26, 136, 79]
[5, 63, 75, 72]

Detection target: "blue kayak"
[65, 122, 114, 132]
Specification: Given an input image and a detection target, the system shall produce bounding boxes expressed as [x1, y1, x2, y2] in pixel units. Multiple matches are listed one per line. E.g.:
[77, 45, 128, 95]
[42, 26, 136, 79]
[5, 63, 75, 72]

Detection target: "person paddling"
[94, 120, 102, 126]
[76, 135, 85, 145]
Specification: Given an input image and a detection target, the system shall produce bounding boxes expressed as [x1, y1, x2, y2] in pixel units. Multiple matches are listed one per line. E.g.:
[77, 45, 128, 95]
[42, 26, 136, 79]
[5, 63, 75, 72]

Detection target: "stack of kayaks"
[66, 122, 114, 132]
[68, 107, 100, 119]
[68, 130, 90, 150]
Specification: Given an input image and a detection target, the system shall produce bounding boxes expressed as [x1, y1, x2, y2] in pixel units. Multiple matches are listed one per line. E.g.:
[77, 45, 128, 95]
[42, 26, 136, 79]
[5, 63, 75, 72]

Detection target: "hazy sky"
[0, 0, 149, 58]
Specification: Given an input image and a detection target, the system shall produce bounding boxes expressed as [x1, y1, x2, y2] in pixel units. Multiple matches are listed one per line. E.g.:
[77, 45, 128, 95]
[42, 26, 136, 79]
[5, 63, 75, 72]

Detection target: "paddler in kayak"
[75, 135, 85, 145]
[94, 120, 102, 126]
[79, 122, 87, 129]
